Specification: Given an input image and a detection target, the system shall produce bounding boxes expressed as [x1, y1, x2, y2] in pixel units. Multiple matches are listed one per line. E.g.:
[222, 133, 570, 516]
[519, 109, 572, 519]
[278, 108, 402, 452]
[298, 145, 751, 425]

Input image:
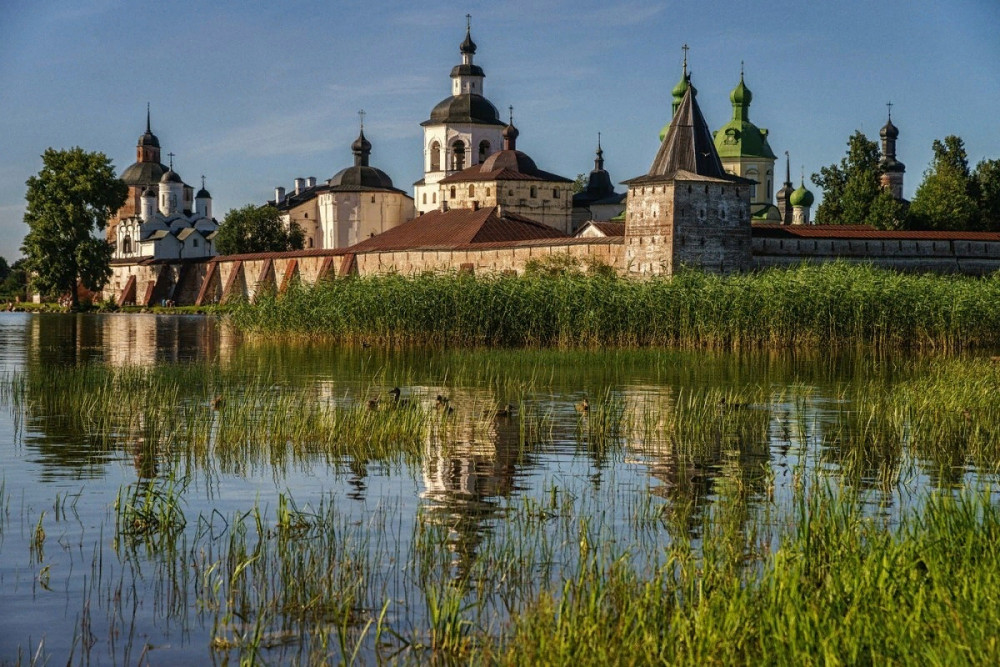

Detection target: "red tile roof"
[753, 223, 1000, 242]
[345, 206, 569, 252]
[578, 221, 625, 237]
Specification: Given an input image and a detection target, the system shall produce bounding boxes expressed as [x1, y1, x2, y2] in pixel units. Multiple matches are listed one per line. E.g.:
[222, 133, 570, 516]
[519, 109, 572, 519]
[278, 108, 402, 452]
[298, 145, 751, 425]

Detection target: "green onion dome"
[790, 183, 814, 207]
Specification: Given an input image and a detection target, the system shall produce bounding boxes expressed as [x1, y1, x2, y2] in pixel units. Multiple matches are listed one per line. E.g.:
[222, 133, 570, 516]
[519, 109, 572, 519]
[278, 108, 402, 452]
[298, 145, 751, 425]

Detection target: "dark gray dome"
[160, 168, 183, 184]
[121, 161, 168, 187]
[450, 63, 484, 78]
[481, 149, 538, 174]
[328, 165, 395, 189]
[424, 93, 505, 126]
[196, 188, 211, 199]
[139, 130, 160, 148]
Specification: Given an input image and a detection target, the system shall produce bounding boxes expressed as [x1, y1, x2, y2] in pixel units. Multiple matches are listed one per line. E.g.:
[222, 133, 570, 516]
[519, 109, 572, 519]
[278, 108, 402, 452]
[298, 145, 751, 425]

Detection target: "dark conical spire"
[645, 82, 727, 180]
[138, 103, 160, 149]
[594, 132, 604, 171]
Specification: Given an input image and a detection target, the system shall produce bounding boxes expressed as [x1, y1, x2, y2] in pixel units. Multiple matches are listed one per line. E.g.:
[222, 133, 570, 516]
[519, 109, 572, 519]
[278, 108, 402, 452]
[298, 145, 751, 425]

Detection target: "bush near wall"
[229, 262, 1000, 349]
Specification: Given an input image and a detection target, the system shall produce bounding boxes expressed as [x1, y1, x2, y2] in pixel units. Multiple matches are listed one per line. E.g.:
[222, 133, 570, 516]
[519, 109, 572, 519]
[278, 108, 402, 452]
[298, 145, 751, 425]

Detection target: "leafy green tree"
[811, 131, 899, 229]
[215, 205, 305, 255]
[908, 136, 978, 231]
[972, 158, 1000, 231]
[0, 257, 9, 283]
[21, 147, 128, 309]
[572, 173, 587, 194]
[0, 259, 26, 298]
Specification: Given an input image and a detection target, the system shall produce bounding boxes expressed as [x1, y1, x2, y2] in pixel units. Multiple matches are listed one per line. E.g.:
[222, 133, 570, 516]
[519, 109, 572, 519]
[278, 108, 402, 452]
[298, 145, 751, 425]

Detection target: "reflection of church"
[416, 389, 528, 577]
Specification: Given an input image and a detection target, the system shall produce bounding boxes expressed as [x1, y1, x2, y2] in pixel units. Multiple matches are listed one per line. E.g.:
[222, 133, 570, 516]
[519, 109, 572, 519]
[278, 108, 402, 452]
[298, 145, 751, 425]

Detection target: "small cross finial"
[508, 105, 514, 125]
[681, 43, 689, 73]
[201, 175, 206, 190]
[358, 109, 365, 131]
[597, 131, 601, 149]
[740, 60, 745, 78]
[146, 102, 151, 132]
[886, 101, 893, 120]
[167, 152, 175, 169]
[800, 166, 805, 185]
[466, 13, 471, 30]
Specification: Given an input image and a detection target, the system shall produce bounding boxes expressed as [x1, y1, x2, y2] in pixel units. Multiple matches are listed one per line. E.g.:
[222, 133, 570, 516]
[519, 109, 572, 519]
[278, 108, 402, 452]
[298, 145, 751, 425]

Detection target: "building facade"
[413, 21, 507, 214]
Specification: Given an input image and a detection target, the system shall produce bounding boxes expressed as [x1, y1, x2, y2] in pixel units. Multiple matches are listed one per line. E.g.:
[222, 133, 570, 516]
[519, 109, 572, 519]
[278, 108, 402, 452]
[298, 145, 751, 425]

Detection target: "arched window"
[486, 187, 491, 197]
[450, 186, 457, 199]
[451, 141, 466, 171]
[432, 192, 437, 204]
[122, 235, 132, 254]
[479, 140, 490, 162]
[746, 169, 759, 201]
[430, 141, 441, 171]
[553, 189, 560, 199]
[422, 193, 427, 204]
[468, 184, 475, 197]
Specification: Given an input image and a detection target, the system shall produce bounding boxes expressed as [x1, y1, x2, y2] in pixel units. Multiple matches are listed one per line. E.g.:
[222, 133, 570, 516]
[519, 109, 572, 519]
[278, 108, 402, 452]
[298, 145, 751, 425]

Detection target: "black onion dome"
[120, 161, 168, 187]
[481, 150, 538, 174]
[328, 165, 396, 189]
[502, 123, 519, 143]
[460, 28, 476, 55]
[880, 118, 899, 140]
[351, 129, 372, 154]
[424, 94, 506, 126]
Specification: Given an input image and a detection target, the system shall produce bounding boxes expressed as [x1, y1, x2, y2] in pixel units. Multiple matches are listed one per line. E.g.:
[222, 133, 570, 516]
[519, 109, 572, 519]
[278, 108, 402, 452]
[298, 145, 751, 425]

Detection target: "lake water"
[0, 313, 993, 664]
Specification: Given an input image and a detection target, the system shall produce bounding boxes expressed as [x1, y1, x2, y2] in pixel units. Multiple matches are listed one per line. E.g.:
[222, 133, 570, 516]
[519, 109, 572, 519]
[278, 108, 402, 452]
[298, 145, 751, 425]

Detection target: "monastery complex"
[102, 22, 1000, 307]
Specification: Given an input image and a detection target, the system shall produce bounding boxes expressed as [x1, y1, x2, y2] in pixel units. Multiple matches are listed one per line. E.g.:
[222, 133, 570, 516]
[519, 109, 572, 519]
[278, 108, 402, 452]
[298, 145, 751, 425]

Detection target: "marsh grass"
[8, 351, 1000, 663]
[231, 263, 1000, 349]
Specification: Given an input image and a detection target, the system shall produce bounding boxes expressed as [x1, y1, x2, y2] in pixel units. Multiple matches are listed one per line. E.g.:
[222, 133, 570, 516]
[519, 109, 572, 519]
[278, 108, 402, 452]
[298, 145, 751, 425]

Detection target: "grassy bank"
[229, 263, 1000, 349]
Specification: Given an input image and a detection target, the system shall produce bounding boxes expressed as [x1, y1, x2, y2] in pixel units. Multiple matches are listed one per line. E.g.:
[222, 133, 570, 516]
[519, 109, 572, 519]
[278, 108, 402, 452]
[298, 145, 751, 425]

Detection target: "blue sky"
[1, 0, 998, 261]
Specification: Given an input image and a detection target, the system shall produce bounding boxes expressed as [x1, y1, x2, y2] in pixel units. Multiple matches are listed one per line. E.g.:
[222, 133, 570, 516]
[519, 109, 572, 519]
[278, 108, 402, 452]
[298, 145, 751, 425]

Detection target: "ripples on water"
[0, 312, 992, 663]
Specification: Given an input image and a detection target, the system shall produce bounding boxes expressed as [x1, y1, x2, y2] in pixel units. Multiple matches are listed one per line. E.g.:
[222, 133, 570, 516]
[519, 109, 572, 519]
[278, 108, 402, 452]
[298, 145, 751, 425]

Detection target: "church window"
[767, 178, 772, 199]
[450, 186, 457, 199]
[468, 185, 475, 197]
[486, 187, 491, 196]
[430, 141, 441, 171]
[530, 187, 537, 198]
[553, 189, 560, 199]
[122, 235, 132, 254]
[432, 192, 437, 203]
[479, 140, 490, 162]
[193, 238, 199, 248]
[304, 213, 308, 218]
[422, 193, 427, 204]
[371, 195, 376, 203]
[308, 238, 314, 248]
[451, 141, 466, 170]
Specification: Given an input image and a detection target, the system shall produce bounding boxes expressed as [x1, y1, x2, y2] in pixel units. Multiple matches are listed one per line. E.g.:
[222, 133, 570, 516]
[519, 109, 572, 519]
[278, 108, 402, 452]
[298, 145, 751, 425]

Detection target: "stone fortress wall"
[103, 233, 1000, 308]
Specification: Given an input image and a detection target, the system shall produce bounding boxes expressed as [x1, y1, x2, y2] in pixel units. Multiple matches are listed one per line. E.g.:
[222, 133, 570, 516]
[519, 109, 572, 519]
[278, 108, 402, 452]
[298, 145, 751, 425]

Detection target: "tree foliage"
[811, 131, 903, 229]
[0, 259, 27, 297]
[215, 205, 305, 255]
[21, 147, 128, 308]
[908, 135, 978, 231]
[972, 158, 1000, 231]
